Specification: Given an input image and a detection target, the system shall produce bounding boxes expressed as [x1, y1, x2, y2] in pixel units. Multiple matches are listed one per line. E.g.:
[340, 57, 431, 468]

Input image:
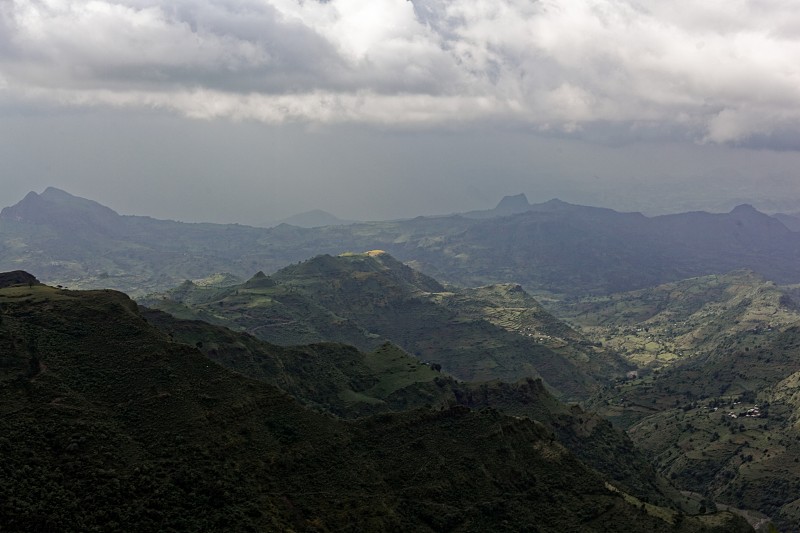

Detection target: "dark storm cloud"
[0, 0, 347, 92]
[1, 0, 799, 148]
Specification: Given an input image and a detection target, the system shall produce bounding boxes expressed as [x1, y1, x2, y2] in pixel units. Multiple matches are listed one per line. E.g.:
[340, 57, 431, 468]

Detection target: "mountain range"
[138, 306, 673, 507]
[3, 186, 800, 529]
[2, 188, 799, 297]
[140, 251, 800, 528]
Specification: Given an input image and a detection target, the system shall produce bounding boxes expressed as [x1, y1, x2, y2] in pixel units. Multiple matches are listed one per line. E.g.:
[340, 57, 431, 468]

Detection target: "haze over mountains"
[773, 212, 800, 232]
[2, 188, 800, 298]
[6, 1, 800, 530]
[269, 209, 356, 228]
[7, 184, 800, 530]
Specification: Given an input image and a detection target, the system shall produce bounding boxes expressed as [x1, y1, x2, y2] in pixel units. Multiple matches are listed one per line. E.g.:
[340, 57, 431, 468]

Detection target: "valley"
[556, 272, 800, 529]
[140, 250, 629, 399]
[0, 274, 753, 532]
[5, 3, 798, 531]
[4, 188, 800, 531]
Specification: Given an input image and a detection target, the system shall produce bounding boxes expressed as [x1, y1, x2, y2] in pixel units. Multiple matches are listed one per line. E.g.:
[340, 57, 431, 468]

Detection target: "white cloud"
[1, 0, 799, 147]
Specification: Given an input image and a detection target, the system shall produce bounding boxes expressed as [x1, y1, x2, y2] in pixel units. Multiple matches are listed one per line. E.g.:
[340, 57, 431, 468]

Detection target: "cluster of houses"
[727, 405, 762, 419]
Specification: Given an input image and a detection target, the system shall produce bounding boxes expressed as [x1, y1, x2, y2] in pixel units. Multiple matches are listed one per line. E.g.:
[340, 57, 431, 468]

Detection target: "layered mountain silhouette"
[274, 209, 355, 228]
[0, 187, 120, 233]
[461, 192, 536, 218]
[2, 188, 799, 297]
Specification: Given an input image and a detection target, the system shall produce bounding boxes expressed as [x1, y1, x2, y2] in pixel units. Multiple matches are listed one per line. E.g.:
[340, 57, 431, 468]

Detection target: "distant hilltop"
[0, 271, 39, 289]
[495, 193, 531, 213]
[463, 193, 577, 219]
[272, 209, 356, 228]
[0, 187, 121, 233]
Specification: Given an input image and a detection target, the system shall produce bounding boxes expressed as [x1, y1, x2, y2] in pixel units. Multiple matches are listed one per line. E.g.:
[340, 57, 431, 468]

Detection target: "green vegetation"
[141, 252, 631, 400]
[142, 306, 680, 506]
[3, 186, 794, 529]
[0, 277, 752, 532]
[555, 271, 800, 530]
[554, 271, 800, 370]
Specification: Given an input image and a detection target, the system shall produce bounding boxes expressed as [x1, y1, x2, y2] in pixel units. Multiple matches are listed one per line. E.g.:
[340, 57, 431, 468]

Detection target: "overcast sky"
[1, 0, 799, 224]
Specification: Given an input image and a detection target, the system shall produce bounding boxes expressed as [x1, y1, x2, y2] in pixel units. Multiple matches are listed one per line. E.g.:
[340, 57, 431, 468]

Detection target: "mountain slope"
[773, 212, 800, 232]
[0, 188, 272, 295]
[556, 272, 800, 530]
[555, 271, 800, 371]
[0, 276, 750, 532]
[142, 251, 631, 399]
[141, 306, 682, 508]
[461, 192, 534, 218]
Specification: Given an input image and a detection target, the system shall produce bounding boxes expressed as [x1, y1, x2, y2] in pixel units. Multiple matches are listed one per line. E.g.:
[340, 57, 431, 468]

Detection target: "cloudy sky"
[1, 0, 799, 224]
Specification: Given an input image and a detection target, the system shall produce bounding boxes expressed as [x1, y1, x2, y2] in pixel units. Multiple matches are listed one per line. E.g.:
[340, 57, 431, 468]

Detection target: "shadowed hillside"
[142, 251, 631, 399]
[0, 275, 751, 532]
[142, 306, 681, 508]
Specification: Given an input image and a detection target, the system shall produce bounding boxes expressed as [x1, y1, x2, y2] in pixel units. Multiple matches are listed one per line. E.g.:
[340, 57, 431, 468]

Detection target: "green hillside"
[142, 251, 631, 400]
[556, 272, 800, 530]
[0, 277, 750, 532]
[555, 271, 800, 370]
[615, 326, 800, 531]
[142, 306, 680, 507]
[556, 272, 800, 415]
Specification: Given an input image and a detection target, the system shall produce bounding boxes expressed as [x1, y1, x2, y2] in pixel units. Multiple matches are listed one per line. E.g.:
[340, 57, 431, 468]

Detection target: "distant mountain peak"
[41, 186, 76, 199]
[529, 198, 585, 214]
[0, 191, 43, 222]
[245, 270, 276, 289]
[278, 209, 354, 228]
[495, 193, 531, 212]
[0, 187, 120, 231]
[279, 252, 445, 294]
[541, 198, 569, 207]
[730, 203, 759, 214]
